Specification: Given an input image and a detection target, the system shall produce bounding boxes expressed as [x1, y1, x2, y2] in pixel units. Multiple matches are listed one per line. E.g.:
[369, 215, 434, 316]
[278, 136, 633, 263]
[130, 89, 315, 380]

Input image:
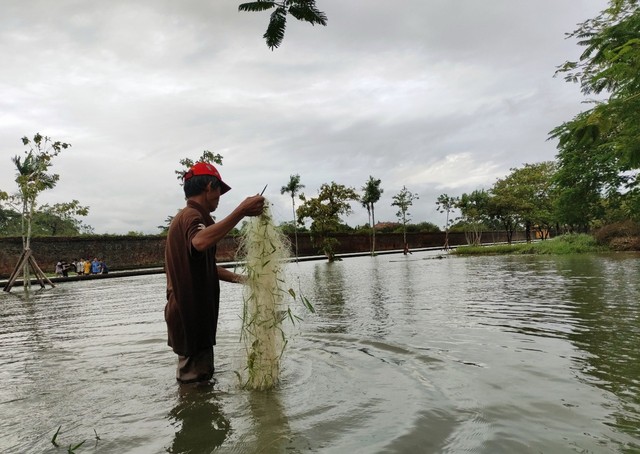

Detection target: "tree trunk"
[443, 210, 450, 250]
[402, 216, 408, 254]
[291, 197, 298, 261]
[371, 205, 376, 255]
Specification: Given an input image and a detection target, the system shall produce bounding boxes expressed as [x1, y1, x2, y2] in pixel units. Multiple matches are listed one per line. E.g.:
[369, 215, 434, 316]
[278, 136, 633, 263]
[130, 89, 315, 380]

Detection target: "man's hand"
[239, 195, 265, 217]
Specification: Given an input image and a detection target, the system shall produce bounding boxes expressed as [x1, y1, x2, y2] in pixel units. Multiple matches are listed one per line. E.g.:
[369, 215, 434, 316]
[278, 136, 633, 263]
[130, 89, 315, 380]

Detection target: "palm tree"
[238, 1, 327, 49]
[361, 176, 383, 255]
[280, 174, 305, 260]
[12, 151, 58, 251]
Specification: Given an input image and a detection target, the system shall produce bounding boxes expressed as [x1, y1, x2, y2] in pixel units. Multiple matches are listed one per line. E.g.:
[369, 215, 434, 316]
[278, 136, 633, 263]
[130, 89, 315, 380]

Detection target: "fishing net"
[236, 202, 291, 390]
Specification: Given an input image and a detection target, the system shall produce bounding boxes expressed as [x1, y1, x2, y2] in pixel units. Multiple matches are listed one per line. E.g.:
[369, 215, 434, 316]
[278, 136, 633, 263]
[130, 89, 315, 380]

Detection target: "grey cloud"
[0, 0, 608, 233]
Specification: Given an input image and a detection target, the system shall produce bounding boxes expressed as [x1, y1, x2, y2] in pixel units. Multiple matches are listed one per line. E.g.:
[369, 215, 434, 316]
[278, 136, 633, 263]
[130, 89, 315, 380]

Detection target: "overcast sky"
[0, 0, 607, 234]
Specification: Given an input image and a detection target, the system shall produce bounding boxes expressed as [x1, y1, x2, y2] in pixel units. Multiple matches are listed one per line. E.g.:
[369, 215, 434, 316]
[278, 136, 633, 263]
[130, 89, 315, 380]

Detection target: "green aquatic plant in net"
[236, 202, 312, 390]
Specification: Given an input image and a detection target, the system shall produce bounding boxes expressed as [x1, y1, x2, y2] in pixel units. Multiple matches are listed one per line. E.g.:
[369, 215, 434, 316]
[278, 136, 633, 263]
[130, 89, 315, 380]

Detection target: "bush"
[454, 234, 607, 256]
[593, 221, 640, 250]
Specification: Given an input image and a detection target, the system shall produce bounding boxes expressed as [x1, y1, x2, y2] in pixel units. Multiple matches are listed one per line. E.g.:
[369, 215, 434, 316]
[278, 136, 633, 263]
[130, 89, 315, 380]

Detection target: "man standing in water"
[164, 162, 265, 384]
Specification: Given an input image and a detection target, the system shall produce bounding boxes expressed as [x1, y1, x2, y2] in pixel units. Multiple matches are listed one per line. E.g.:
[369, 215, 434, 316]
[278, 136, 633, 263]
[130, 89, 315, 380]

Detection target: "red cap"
[183, 162, 231, 194]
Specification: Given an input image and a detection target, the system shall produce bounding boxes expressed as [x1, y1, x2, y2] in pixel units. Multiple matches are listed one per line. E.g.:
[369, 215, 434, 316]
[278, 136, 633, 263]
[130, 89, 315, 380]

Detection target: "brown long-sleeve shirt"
[164, 199, 220, 356]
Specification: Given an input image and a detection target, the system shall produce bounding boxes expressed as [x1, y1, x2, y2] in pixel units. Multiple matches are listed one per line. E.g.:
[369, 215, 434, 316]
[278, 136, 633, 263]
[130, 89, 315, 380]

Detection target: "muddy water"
[1, 251, 639, 453]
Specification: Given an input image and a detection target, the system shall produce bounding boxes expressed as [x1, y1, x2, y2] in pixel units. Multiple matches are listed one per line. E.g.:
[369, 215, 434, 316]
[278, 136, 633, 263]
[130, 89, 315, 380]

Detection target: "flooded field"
[1, 251, 639, 453]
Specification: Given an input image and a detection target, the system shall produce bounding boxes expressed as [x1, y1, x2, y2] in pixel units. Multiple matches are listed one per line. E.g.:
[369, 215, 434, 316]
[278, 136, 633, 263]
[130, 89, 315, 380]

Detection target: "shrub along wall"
[0, 231, 525, 278]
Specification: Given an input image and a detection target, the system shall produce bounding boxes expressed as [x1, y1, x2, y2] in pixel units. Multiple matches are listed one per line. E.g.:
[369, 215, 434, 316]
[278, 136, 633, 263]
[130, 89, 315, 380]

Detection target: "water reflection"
[558, 255, 640, 446]
[367, 258, 390, 337]
[167, 384, 231, 453]
[2, 253, 640, 453]
[311, 262, 350, 334]
[245, 390, 292, 451]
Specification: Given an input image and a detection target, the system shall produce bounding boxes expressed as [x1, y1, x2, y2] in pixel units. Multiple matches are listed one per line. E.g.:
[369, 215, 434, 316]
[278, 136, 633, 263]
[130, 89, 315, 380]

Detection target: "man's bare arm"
[192, 195, 264, 252]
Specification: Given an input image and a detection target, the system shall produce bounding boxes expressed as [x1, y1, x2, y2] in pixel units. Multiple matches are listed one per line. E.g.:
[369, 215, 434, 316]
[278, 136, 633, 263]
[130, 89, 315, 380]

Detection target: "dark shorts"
[176, 348, 214, 384]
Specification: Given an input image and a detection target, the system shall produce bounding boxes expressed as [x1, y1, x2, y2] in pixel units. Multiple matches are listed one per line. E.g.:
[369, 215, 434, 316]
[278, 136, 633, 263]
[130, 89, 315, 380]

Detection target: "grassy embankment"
[453, 234, 609, 256]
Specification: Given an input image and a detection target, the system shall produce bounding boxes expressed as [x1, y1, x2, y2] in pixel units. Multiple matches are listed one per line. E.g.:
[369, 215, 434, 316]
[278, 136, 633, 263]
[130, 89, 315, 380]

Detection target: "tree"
[157, 215, 175, 235]
[486, 188, 519, 245]
[490, 162, 557, 242]
[391, 186, 418, 254]
[175, 150, 224, 182]
[550, 1, 639, 232]
[280, 174, 305, 259]
[435, 194, 458, 250]
[296, 182, 359, 261]
[239, 0, 327, 49]
[361, 176, 383, 255]
[457, 189, 490, 246]
[36, 201, 92, 236]
[402, 222, 440, 233]
[551, 115, 630, 231]
[3, 134, 71, 292]
[555, 1, 640, 168]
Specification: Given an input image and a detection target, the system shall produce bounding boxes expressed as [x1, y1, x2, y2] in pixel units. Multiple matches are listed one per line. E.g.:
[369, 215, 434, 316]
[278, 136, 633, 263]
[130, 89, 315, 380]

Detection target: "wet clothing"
[176, 348, 214, 383]
[164, 199, 220, 358]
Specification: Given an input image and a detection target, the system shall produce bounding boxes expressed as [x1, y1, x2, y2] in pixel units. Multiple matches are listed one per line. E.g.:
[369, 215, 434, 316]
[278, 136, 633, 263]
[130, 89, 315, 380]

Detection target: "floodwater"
[1, 251, 639, 453]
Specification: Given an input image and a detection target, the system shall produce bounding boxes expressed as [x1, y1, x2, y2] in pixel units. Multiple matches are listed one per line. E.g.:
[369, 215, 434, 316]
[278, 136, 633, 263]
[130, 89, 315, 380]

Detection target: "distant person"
[91, 258, 101, 274]
[164, 162, 264, 384]
[60, 260, 70, 277]
[83, 259, 91, 275]
[100, 259, 109, 274]
[55, 261, 64, 277]
[77, 259, 85, 276]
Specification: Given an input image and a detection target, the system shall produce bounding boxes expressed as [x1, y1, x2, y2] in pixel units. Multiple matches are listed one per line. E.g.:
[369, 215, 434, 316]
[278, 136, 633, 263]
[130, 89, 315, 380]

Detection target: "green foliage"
[277, 220, 308, 235]
[0, 208, 21, 236]
[50, 425, 93, 453]
[361, 176, 383, 215]
[37, 201, 92, 235]
[403, 221, 441, 233]
[239, 0, 327, 49]
[457, 189, 490, 246]
[436, 193, 458, 249]
[157, 214, 175, 235]
[281, 174, 305, 258]
[391, 186, 418, 248]
[435, 194, 458, 228]
[361, 176, 383, 254]
[175, 150, 223, 182]
[2, 134, 89, 248]
[454, 234, 607, 255]
[0, 204, 92, 237]
[555, 0, 640, 163]
[551, 115, 629, 230]
[489, 162, 557, 242]
[391, 186, 418, 224]
[297, 181, 359, 260]
[51, 426, 61, 447]
[280, 174, 304, 200]
[551, 1, 640, 230]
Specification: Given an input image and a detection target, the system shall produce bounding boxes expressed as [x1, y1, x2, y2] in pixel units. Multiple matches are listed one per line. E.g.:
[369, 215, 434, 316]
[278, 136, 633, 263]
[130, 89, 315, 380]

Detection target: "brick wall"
[0, 231, 525, 278]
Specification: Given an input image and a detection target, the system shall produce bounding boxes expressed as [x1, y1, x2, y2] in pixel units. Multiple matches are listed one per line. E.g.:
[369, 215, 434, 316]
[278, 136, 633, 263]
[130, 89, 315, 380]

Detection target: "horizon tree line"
[3, 0, 638, 261]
